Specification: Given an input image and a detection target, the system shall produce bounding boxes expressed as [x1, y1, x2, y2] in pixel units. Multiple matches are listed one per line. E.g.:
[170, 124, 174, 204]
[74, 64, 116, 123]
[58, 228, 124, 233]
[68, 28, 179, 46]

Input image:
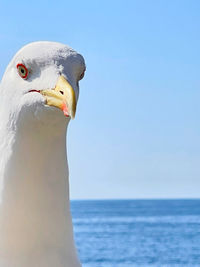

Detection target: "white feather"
[0, 41, 85, 267]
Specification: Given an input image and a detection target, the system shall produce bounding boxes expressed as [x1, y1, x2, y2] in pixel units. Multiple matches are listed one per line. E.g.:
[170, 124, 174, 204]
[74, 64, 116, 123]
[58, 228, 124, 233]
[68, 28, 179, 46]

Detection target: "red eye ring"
[79, 70, 85, 80]
[16, 63, 29, 79]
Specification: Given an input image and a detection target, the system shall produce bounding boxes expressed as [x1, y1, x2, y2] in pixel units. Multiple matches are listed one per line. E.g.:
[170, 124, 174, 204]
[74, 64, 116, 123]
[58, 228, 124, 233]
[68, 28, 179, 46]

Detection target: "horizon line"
[70, 197, 200, 201]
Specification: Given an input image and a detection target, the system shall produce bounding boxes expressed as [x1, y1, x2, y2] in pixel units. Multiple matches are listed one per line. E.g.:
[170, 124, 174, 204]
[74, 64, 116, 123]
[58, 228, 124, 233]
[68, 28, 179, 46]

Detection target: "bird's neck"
[0, 118, 80, 267]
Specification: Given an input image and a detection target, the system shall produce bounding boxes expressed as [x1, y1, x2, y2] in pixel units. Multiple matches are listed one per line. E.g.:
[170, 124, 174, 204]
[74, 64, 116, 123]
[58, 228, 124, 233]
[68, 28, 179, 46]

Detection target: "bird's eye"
[16, 63, 29, 79]
[79, 70, 85, 81]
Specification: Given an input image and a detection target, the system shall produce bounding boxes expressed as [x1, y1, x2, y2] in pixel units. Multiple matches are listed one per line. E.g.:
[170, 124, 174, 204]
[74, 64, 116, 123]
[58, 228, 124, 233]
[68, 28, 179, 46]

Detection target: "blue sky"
[0, 0, 200, 199]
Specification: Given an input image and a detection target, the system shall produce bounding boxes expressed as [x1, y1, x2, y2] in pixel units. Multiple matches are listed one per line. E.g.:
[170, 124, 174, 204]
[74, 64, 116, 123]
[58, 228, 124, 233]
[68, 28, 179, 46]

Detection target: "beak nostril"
[60, 91, 64, 95]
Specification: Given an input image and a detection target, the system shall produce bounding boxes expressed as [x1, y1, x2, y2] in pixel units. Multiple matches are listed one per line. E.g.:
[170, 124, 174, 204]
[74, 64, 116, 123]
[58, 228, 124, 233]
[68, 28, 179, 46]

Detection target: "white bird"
[0, 41, 86, 267]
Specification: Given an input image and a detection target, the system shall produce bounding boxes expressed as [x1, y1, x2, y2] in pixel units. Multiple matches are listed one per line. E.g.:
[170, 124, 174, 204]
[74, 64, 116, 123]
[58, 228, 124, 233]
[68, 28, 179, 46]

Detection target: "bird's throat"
[0, 119, 80, 267]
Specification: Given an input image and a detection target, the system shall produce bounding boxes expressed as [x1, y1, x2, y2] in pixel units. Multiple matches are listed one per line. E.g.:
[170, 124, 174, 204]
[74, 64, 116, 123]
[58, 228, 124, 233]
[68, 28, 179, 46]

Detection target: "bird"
[0, 41, 86, 267]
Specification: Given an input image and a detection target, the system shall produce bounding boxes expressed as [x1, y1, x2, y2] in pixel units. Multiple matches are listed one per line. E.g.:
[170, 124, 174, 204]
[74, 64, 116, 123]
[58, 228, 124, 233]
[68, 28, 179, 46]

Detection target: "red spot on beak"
[61, 102, 69, 117]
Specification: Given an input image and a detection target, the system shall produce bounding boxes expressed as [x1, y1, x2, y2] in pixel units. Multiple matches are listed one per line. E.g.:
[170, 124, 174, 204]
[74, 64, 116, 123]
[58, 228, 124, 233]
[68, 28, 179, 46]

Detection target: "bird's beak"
[40, 76, 76, 119]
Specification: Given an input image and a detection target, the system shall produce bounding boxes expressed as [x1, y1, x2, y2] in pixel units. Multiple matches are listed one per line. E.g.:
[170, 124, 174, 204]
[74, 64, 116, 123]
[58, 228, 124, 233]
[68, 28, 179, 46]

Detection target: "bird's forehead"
[14, 41, 78, 66]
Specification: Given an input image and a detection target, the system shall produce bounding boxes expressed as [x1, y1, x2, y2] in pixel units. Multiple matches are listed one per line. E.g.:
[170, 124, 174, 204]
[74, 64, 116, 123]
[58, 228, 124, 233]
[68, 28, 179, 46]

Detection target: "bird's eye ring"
[79, 70, 85, 81]
[16, 63, 29, 79]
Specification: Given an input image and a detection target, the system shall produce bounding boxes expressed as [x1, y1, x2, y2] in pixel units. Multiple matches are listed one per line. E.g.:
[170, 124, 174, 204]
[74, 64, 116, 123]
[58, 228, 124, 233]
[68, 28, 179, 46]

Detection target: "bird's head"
[0, 41, 86, 128]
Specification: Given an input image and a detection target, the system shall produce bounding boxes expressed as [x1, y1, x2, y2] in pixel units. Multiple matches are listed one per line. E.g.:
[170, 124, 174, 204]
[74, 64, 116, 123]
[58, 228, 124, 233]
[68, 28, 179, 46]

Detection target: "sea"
[70, 199, 200, 267]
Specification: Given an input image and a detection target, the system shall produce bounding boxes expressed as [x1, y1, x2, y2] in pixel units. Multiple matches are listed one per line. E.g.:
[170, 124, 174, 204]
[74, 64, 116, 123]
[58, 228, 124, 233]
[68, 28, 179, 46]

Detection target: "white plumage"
[0, 41, 85, 267]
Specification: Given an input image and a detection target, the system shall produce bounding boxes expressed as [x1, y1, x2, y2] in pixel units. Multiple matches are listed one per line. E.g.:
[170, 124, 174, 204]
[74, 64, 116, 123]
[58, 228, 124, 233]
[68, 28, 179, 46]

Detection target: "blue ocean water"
[71, 200, 200, 267]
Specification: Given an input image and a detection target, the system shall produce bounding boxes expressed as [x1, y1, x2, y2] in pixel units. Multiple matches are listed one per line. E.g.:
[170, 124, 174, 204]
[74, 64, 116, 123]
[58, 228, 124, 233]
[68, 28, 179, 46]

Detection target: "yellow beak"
[40, 76, 76, 119]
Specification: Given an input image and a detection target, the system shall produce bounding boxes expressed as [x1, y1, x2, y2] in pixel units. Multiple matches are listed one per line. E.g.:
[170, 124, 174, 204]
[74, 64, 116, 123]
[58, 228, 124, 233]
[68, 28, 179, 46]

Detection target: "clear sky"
[0, 0, 200, 199]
